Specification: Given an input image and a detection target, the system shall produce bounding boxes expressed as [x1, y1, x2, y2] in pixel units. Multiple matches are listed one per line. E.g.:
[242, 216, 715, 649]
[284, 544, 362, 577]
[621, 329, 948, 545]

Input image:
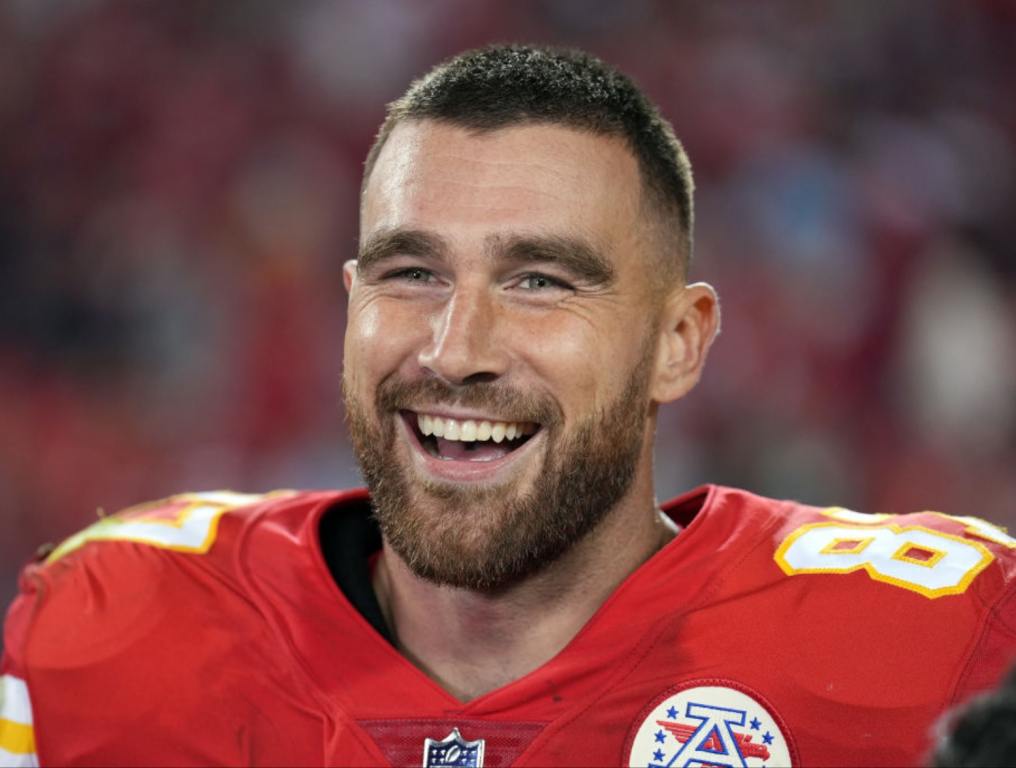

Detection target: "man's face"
[344, 121, 665, 591]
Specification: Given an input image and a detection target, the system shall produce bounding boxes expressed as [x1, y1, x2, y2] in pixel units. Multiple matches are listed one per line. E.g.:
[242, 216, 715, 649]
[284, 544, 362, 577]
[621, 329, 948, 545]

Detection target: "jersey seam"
[945, 572, 1016, 708]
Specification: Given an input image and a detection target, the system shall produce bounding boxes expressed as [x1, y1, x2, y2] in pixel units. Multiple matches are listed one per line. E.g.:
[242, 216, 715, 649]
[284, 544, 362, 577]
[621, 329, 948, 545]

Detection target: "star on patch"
[763, 730, 774, 745]
[654, 729, 666, 744]
[653, 748, 665, 761]
[666, 706, 678, 719]
[750, 716, 761, 730]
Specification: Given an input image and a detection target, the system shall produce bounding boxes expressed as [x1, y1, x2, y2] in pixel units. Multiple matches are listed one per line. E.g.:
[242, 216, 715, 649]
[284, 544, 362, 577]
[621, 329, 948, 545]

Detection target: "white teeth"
[416, 413, 534, 444]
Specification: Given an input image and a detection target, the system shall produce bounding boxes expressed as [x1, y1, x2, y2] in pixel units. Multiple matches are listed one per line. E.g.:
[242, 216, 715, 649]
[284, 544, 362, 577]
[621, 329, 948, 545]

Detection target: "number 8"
[774, 522, 994, 599]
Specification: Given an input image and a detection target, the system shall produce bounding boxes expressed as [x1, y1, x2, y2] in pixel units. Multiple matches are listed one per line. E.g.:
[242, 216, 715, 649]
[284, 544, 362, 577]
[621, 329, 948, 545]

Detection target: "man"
[2, 44, 1014, 768]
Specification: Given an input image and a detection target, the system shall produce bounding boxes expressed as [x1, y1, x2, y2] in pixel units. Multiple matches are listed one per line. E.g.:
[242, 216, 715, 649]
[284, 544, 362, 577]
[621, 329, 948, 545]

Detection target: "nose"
[417, 282, 508, 385]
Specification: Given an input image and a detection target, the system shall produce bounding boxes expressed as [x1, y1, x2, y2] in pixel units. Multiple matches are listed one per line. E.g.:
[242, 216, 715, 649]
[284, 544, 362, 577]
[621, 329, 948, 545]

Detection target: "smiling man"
[343, 99, 715, 707]
[2, 45, 1016, 768]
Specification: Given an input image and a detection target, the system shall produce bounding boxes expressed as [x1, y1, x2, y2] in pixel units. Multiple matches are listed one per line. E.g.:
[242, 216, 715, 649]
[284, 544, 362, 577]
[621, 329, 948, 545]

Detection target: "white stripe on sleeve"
[0, 675, 38, 768]
[0, 677, 32, 725]
[0, 745, 39, 768]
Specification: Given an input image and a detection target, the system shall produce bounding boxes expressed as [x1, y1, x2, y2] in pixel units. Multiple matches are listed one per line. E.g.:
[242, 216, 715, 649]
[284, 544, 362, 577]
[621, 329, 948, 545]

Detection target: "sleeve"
[2, 570, 41, 768]
[0, 670, 37, 768]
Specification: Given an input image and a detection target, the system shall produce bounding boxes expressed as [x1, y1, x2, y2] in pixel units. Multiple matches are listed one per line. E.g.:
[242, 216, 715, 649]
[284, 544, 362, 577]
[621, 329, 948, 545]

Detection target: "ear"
[650, 282, 721, 404]
[343, 259, 358, 293]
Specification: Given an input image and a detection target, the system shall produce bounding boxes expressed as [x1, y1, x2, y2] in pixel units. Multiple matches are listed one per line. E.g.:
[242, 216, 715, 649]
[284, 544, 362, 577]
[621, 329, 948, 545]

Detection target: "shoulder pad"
[43, 490, 299, 565]
[773, 503, 1016, 600]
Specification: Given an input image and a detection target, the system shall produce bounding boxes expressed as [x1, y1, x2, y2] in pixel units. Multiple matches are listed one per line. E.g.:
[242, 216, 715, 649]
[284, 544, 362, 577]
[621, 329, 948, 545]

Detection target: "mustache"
[376, 375, 563, 427]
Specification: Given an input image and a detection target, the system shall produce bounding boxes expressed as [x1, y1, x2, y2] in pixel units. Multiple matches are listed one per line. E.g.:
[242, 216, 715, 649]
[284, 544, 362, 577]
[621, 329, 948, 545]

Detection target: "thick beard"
[343, 350, 653, 593]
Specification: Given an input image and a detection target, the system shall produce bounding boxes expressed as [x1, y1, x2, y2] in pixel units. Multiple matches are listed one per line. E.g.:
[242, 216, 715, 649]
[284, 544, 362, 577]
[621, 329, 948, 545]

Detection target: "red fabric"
[3, 486, 1015, 766]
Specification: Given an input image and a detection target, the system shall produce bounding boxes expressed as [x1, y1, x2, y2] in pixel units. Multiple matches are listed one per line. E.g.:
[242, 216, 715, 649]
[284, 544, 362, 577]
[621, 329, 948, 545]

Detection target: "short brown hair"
[363, 44, 695, 278]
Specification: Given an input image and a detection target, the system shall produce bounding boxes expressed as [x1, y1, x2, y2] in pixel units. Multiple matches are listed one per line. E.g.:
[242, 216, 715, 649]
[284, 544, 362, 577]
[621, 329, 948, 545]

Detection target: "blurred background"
[1, 0, 1014, 615]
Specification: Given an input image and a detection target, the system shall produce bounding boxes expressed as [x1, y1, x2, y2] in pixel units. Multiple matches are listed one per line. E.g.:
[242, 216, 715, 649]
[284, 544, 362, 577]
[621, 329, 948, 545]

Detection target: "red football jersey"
[2, 486, 1015, 767]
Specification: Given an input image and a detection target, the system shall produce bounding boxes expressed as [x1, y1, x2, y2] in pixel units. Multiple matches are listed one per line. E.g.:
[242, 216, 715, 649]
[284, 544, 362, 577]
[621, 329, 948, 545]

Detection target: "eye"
[387, 267, 435, 283]
[516, 273, 572, 291]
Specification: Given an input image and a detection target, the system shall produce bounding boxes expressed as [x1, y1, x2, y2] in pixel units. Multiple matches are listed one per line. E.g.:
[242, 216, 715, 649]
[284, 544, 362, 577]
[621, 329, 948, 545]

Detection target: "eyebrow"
[488, 233, 615, 286]
[357, 228, 449, 273]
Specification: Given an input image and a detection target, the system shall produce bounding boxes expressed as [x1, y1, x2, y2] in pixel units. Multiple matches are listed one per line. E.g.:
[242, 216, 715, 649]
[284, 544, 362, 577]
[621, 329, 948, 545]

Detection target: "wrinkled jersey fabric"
[2, 485, 1015, 767]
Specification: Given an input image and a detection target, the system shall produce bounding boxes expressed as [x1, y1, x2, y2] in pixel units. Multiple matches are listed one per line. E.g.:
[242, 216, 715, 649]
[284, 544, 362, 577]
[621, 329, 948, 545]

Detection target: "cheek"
[344, 302, 388, 393]
[344, 299, 424, 387]
[523, 319, 632, 413]
[352, 300, 384, 343]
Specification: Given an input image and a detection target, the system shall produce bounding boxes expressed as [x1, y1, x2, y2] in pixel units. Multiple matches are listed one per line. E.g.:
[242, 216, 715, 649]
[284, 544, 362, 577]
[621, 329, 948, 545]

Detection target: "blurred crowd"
[2, 0, 1014, 609]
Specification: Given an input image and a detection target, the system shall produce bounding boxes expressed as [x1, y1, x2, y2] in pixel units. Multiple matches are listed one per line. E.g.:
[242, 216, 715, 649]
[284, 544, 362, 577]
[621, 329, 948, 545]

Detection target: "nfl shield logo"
[422, 728, 485, 767]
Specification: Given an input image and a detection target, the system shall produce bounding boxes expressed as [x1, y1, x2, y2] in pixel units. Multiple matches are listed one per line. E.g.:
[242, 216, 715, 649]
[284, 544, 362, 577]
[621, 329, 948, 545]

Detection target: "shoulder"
[771, 500, 1016, 707]
[41, 489, 339, 564]
[4, 488, 366, 668]
[677, 487, 1016, 703]
[37, 487, 370, 571]
[671, 485, 1016, 612]
[3, 489, 369, 765]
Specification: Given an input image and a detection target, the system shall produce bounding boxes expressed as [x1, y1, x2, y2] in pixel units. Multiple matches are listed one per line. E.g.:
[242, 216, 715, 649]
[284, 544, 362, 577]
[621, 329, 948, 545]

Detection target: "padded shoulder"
[7, 489, 346, 670]
[4, 488, 364, 766]
[43, 490, 295, 565]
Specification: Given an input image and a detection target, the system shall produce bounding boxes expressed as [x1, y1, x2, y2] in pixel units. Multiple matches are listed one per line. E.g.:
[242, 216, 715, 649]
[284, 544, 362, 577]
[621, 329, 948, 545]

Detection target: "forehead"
[361, 121, 643, 251]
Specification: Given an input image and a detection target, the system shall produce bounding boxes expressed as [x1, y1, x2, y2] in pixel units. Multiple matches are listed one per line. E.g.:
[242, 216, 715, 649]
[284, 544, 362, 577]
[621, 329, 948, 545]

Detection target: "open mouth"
[401, 410, 540, 463]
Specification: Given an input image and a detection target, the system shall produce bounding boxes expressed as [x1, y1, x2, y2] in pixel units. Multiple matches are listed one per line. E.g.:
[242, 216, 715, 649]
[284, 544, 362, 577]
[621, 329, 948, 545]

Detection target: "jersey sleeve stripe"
[0, 744, 39, 768]
[0, 676, 37, 766]
[0, 677, 32, 726]
[0, 721, 34, 756]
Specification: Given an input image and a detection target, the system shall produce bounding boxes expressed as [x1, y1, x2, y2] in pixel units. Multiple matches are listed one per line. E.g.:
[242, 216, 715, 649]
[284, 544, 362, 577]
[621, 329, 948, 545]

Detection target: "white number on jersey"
[775, 513, 996, 599]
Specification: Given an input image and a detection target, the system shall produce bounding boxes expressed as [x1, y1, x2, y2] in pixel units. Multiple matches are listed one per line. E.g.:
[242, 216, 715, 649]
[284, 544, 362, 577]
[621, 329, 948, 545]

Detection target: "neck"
[371, 478, 677, 703]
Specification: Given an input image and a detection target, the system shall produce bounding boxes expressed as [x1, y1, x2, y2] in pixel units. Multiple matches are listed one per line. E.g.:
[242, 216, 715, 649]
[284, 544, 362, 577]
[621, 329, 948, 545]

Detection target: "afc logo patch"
[626, 679, 796, 767]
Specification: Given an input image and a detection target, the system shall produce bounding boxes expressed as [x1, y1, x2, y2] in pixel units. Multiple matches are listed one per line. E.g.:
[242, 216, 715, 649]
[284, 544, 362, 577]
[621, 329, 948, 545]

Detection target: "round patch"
[626, 679, 795, 767]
